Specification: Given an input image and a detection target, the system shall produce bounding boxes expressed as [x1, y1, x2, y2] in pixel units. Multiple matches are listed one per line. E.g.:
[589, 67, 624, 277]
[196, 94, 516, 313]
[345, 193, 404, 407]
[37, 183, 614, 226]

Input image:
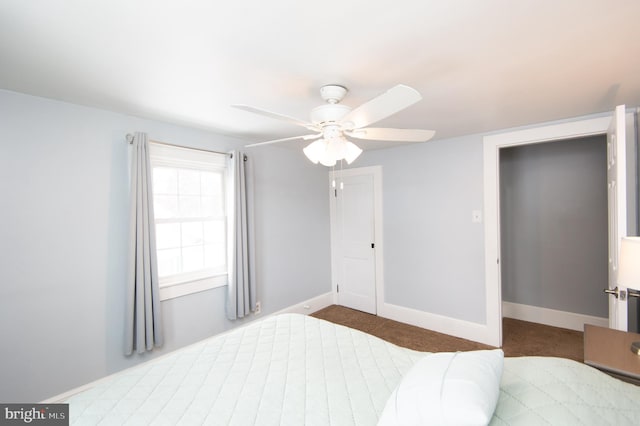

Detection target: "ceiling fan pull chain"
[331, 164, 336, 190]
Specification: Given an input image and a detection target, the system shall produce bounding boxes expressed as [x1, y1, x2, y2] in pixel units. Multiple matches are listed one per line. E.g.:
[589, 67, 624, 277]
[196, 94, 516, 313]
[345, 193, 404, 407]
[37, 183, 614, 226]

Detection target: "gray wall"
[0, 90, 331, 402]
[499, 136, 608, 317]
[351, 113, 631, 326]
[355, 135, 487, 323]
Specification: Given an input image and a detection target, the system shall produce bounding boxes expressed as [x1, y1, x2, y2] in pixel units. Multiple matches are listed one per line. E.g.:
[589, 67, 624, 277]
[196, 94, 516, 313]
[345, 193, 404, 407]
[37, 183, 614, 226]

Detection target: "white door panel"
[341, 244, 376, 312]
[330, 170, 378, 314]
[342, 176, 374, 242]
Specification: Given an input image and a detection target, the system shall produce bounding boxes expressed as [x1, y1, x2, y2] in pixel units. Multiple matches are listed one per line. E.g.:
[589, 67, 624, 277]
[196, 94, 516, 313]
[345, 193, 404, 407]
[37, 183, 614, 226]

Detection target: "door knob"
[604, 287, 619, 298]
[604, 286, 627, 300]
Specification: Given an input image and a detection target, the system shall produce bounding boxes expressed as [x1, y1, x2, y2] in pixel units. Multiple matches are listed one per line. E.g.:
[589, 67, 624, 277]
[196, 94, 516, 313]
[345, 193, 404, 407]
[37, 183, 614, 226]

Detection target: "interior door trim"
[483, 116, 611, 347]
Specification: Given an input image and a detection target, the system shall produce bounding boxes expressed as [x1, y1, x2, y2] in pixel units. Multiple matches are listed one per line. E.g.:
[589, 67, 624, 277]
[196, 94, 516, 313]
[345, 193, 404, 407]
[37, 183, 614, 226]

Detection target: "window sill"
[159, 274, 227, 301]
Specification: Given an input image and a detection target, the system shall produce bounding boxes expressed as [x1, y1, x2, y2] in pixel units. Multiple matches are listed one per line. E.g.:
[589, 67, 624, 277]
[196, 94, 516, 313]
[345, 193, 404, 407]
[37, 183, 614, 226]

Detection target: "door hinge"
[371, 243, 375, 248]
[334, 189, 337, 197]
[336, 284, 339, 293]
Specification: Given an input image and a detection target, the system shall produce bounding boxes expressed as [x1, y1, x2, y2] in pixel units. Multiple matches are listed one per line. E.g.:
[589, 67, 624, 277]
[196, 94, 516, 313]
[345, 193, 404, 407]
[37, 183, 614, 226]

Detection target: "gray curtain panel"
[125, 132, 163, 355]
[227, 152, 256, 320]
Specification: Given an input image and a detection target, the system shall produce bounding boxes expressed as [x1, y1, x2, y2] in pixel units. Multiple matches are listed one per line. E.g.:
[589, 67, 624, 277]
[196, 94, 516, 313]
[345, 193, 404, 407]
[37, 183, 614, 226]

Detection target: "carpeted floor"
[311, 305, 584, 362]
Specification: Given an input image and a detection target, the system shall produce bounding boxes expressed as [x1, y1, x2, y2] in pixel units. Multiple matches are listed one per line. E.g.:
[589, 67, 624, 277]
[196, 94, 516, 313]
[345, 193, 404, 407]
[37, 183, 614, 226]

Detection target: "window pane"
[201, 196, 216, 217]
[213, 194, 224, 216]
[203, 197, 225, 217]
[156, 223, 180, 249]
[157, 248, 180, 277]
[154, 195, 178, 219]
[153, 167, 177, 194]
[204, 244, 226, 268]
[201, 172, 222, 196]
[182, 222, 203, 246]
[204, 220, 226, 244]
[178, 169, 201, 195]
[179, 195, 201, 217]
[182, 246, 204, 272]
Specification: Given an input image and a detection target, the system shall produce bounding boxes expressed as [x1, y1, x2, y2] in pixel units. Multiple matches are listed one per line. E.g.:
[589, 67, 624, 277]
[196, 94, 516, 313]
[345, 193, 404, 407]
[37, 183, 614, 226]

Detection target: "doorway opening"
[499, 135, 609, 331]
[484, 108, 637, 346]
[483, 115, 613, 347]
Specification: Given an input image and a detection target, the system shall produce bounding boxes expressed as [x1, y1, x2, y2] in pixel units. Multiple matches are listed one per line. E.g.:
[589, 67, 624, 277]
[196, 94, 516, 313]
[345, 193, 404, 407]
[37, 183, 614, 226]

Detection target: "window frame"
[148, 142, 229, 301]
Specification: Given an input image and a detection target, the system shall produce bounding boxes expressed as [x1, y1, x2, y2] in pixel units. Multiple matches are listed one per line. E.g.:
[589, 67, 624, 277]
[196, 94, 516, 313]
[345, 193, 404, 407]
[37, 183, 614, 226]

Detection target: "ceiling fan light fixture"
[319, 155, 337, 167]
[344, 141, 363, 164]
[326, 136, 347, 160]
[303, 136, 363, 167]
[303, 139, 325, 164]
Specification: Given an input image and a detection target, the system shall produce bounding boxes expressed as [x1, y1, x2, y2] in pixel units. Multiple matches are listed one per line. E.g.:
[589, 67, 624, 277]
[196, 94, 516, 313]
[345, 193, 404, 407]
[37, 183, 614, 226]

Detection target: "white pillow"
[378, 349, 504, 426]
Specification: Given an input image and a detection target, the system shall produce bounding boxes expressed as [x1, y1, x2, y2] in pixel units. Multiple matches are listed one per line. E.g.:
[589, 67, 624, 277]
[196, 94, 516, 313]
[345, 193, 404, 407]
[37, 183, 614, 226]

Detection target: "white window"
[149, 142, 228, 301]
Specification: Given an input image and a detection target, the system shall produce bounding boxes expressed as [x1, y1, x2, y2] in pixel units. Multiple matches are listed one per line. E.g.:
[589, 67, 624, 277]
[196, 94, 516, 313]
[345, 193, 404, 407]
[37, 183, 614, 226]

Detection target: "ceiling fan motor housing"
[310, 104, 351, 126]
[311, 85, 351, 126]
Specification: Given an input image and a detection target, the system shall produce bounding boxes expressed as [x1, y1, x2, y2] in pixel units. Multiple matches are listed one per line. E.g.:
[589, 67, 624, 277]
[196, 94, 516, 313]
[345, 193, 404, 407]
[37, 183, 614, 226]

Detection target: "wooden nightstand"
[584, 324, 640, 385]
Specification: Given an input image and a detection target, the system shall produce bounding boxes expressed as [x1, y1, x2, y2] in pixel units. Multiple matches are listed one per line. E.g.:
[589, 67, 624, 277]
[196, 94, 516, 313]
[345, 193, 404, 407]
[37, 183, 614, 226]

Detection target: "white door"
[606, 104, 628, 330]
[330, 169, 378, 314]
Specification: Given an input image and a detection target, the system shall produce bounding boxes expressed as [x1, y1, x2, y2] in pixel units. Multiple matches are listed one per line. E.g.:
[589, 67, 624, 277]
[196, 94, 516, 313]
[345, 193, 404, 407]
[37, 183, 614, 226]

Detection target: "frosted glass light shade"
[303, 136, 362, 167]
[303, 139, 326, 164]
[618, 237, 640, 288]
[319, 149, 337, 167]
[326, 137, 346, 160]
[344, 141, 363, 164]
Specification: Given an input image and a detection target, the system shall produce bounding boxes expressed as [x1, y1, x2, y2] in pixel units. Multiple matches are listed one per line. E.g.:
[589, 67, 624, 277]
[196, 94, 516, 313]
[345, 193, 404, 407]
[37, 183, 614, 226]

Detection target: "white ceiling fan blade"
[232, 104, 318, 131]
[347, 128, 435, 142]
[341, 84, 422, 129]
[245, 134, 321, 148]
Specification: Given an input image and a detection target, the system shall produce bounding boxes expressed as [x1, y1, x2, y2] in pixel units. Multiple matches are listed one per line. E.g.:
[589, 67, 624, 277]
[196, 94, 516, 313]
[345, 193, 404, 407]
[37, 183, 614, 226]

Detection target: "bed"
[66, 314, 640, 425]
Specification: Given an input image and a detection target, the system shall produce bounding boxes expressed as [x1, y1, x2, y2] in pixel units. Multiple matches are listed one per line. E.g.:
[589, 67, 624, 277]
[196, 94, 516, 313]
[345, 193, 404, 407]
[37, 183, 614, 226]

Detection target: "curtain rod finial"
[126, 134, 134, 144]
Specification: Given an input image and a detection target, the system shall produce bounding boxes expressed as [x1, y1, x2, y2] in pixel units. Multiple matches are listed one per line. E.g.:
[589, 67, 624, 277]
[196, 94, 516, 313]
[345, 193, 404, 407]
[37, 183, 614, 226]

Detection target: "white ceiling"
[1, 0, 639, 150]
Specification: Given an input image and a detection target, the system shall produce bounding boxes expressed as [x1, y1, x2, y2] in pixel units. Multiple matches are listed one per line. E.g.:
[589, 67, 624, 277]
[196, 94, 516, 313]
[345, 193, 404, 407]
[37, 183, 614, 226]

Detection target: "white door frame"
[607, 105, 629, 330]
[329, 166, 384, 313]
[483, 116, 611, 346]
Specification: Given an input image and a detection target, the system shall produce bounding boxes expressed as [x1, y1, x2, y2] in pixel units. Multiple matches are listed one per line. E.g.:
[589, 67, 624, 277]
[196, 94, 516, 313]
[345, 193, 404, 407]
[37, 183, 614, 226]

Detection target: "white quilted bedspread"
[68, 314, 424, 425]
[493, 356, 640, 425]
[67, 314, 640, 425]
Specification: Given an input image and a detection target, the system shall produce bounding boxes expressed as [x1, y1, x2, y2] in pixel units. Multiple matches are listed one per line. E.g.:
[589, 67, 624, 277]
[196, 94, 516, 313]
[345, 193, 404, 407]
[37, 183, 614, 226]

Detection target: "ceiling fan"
[232, 84, 435, 166]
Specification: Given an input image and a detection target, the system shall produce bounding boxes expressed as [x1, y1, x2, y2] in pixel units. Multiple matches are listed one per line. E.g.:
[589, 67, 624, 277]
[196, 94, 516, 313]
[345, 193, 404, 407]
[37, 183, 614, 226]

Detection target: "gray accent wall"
[499, 136, 608, 317]
[0, 90, 331, 402]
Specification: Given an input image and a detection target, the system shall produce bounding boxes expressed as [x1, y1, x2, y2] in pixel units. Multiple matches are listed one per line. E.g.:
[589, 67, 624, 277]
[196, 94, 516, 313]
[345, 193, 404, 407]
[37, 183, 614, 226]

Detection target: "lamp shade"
[618, 237, 640, 288]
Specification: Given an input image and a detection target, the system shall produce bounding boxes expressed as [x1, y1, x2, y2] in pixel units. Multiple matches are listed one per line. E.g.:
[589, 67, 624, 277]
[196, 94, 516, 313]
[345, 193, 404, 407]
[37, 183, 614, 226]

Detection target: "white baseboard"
[378, 302, 497, 347]
[270, 291, 335, 316]
[502, 301, 608, 331]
